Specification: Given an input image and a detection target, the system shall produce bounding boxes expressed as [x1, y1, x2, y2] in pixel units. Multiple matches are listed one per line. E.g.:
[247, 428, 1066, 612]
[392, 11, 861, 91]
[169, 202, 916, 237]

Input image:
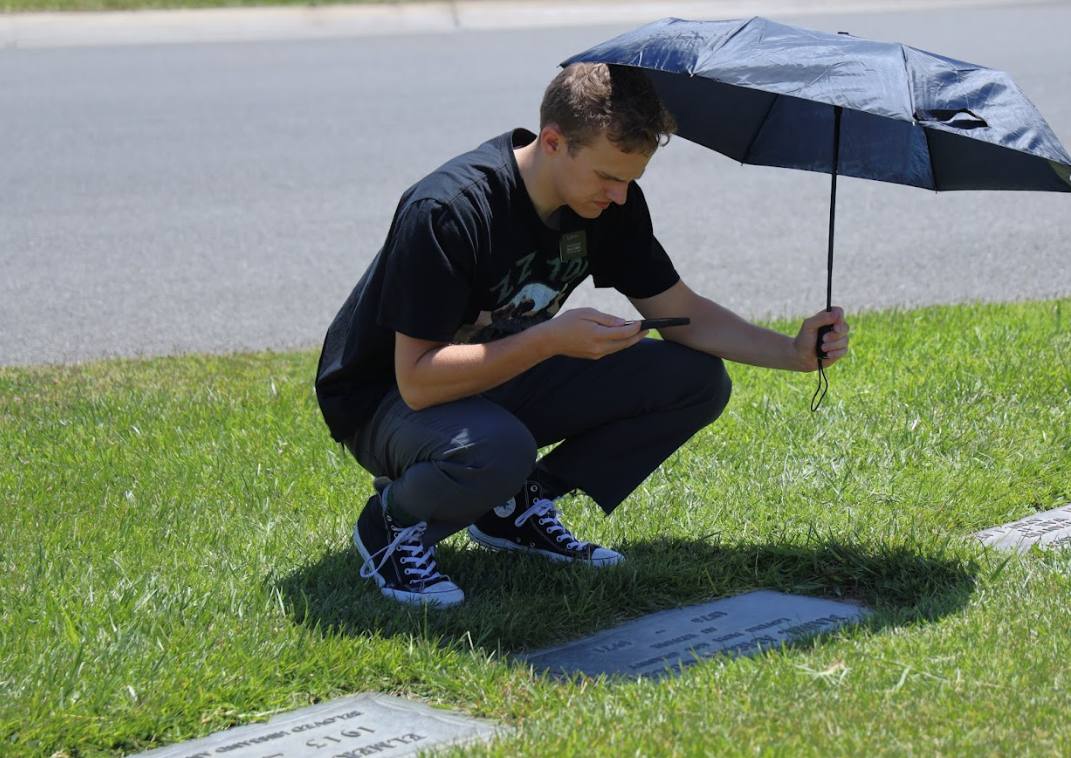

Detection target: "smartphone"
[626, 317, 690, 330]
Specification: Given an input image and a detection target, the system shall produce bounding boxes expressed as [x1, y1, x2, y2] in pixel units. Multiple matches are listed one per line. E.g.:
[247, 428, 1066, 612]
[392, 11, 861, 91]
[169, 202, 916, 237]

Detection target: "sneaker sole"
[467, 526, 623, 566]
[353, 523, 465, 607]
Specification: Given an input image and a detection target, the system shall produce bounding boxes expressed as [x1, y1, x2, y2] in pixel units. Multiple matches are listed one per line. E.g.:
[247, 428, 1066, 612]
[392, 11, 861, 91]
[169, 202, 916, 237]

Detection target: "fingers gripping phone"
[625, 317, 691, 330]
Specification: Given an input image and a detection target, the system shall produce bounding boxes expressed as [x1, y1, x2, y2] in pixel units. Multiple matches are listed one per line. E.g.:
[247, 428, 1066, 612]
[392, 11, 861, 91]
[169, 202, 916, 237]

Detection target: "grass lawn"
[2, 298, 1070, 757]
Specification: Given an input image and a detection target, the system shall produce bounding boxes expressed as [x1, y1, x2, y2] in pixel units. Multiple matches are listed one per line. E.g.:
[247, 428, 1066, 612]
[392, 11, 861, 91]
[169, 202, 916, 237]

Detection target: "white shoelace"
[359, 522, 444, 583]
[514, 498, 590, 551]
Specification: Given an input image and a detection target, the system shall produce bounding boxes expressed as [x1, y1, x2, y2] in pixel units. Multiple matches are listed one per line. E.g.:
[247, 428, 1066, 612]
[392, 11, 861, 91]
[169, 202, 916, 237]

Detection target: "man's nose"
[607, 182, 629, 205]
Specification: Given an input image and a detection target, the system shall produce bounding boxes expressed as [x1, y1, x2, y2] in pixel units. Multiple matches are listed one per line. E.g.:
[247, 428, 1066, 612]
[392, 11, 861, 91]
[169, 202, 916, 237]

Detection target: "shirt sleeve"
[376, 198, 475, 342]
[589, 182, 680, 299]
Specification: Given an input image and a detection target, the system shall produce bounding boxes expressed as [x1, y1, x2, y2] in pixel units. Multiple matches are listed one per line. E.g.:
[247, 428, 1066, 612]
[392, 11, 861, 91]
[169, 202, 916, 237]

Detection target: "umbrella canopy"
[562, 16, 1071, 192]
[563, 17, 1071, 406]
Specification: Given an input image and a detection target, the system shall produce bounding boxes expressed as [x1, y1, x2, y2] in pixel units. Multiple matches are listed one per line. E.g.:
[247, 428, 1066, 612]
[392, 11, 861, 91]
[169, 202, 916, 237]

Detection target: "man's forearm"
[665, 299, 808, 371]
[395, 307, 651, 410]
[395, 328, 554, 411]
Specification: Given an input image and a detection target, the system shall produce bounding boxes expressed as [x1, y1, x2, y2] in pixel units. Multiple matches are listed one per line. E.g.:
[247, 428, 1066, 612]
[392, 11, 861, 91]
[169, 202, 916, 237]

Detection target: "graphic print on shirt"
[452, 249, 591, 344]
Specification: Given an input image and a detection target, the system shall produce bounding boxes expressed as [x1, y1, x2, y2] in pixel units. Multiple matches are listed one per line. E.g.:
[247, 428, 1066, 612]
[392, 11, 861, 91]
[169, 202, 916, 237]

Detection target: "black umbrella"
[563, 16, 1071, 404]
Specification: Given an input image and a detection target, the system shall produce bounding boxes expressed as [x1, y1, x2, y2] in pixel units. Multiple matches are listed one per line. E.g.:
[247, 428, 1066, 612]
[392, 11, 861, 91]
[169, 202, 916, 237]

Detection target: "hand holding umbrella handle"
[816, 324, 834, 359]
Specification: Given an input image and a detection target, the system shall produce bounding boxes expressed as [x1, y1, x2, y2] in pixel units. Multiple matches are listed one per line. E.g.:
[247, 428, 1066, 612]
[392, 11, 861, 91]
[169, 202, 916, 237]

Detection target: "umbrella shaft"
[826, 105, 843, 313]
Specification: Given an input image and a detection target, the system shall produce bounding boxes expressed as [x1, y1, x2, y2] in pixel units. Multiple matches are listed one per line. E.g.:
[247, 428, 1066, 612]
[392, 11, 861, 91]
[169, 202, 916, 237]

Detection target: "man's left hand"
[794, 307, 850, 371]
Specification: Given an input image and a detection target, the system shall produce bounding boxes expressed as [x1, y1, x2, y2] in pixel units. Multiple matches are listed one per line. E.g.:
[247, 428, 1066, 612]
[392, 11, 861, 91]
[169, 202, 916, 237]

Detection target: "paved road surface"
[2, 1, 1069, 366]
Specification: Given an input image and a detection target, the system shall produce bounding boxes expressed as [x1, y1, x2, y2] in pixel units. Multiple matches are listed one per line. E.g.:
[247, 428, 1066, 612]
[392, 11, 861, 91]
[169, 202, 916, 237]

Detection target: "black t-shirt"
[315, 129, 680, 441]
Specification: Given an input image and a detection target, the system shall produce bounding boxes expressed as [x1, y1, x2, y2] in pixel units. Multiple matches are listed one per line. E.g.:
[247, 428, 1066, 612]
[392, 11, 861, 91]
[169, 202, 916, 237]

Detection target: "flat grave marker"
[522, 590, 869, 680]
[971, 503, 1071, 553]
[131, 692, 500, 758]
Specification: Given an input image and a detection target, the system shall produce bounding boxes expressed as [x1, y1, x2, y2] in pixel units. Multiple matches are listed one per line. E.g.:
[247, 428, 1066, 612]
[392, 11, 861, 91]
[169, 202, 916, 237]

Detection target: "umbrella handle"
[816, 324, 834, 359]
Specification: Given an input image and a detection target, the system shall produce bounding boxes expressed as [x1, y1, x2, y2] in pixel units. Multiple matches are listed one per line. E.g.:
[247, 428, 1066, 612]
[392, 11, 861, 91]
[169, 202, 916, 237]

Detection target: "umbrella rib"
[700, 16, 756, 64]
[739, 93, 781, 164]
[899, 43, 938, 189]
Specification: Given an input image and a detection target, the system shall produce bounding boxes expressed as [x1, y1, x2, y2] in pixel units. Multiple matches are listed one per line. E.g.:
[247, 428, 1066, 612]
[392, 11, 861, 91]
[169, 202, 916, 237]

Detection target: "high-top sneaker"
[467, 479, 623, 566]
[354, 479, 464, 606]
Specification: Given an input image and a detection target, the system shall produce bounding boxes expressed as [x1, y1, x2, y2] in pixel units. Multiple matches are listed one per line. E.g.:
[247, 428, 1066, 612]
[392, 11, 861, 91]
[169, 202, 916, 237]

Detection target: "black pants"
[345, 338, 732, 546]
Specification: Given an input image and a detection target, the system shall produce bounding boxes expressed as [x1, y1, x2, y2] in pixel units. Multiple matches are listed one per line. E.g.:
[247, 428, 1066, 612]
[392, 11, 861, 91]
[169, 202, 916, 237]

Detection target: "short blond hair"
[540, 62, 676, 156]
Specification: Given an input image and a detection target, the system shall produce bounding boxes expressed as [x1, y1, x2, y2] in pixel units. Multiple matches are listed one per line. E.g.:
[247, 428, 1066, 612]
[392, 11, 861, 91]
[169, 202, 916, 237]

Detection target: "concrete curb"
[0, 0, 1037, 49]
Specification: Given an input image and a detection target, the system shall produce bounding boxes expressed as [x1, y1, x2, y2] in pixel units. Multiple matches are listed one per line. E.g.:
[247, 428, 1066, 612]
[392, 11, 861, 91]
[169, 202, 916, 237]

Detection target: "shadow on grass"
[274, 533, 978, 658]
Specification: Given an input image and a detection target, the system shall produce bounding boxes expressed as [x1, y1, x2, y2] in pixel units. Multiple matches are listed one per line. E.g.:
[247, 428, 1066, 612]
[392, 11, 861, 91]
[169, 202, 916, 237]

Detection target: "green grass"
[2, 298, 1070, 758]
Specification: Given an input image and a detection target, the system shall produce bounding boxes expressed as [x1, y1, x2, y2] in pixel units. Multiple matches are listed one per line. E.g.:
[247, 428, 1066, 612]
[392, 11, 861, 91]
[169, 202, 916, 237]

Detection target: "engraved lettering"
[340, 727, 376, 738]
[781, 617, 836, 636]
[1014, 518, 1071, 539]
[650, 633, 697, 650]
[593, 640, 632, 654]
[712, 632, 743, 643]
[743, 617, 790, 633]
[782, 620, 827, 636]
[334, 733, 425, 757]
[215, 731, 289, 752]
[629, 655, 670, 670]
[691, 611, 728, 623]
[722, 634, 780, 656]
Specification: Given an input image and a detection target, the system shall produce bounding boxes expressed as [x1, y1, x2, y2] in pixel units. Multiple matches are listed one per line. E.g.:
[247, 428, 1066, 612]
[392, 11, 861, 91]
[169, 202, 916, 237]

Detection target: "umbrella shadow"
[272, 533, 977, 664]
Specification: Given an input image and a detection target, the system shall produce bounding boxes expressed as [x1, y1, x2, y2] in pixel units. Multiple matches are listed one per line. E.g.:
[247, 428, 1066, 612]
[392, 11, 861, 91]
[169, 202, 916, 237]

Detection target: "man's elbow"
[398, 370, 453, 412]
[396, 377, 432, 412]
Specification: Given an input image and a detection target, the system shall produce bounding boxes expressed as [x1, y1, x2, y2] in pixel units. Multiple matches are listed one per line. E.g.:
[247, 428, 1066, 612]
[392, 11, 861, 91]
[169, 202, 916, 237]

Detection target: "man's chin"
[571, 203, 606, 219]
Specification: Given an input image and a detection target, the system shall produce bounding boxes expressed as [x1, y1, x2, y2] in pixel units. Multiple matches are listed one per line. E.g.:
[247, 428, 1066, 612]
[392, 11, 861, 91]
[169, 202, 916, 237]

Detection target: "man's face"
[550, 130, 653, 219]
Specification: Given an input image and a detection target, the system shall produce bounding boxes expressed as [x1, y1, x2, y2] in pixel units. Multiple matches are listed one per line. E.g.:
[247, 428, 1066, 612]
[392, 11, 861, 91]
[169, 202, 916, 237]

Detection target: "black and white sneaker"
[354, 481, 464, 607]
[467, 480, 623, 566]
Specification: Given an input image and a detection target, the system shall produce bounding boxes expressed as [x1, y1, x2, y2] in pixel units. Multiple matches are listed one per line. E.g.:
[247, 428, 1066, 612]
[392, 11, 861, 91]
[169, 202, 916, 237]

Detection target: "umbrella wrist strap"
[811, 358, 829, 412]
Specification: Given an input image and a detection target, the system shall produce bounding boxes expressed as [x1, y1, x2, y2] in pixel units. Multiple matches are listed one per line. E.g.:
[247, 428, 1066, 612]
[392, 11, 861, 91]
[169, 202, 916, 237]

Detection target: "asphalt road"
[2, 1, 1070, 367]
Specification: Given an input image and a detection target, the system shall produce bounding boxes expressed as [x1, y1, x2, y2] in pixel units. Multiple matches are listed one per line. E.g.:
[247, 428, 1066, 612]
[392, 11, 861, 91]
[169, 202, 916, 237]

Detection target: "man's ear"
[539, 124, 567, 157]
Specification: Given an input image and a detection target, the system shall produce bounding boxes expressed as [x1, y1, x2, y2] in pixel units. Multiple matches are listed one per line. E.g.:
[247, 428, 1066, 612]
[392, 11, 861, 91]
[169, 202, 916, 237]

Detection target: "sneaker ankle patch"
[494, 497, 517, 518]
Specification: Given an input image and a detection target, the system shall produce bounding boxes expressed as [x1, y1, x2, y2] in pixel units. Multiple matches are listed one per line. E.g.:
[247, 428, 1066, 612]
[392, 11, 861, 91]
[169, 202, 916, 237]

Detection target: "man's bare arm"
[631, 281, 850, 372]
[394, 308, 648, 410]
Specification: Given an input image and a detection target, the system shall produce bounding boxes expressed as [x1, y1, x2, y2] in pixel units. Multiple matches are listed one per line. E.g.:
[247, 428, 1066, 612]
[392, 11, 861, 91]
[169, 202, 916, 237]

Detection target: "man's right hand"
[535, 307, 648, 360]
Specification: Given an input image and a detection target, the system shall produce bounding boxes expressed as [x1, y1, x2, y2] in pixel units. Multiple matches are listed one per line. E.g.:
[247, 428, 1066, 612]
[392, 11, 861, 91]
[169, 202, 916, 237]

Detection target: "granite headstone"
[522, 590, 869, 680]
[129, 693, 500, 758]
[971, 503, 1071, 552]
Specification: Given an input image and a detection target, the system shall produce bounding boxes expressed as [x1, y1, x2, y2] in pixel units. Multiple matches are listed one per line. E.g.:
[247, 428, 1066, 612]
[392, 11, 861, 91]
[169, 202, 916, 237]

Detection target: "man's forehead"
[590, 140, 651, 182]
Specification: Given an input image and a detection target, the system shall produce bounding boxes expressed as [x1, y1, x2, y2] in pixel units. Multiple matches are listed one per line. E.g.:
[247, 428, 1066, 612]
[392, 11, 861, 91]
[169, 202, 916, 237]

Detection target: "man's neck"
[514, 140, 560, 222]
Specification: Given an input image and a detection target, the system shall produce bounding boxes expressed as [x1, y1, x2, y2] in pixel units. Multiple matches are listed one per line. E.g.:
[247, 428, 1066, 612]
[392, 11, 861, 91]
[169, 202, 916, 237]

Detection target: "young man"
[316, 63, 850, 607]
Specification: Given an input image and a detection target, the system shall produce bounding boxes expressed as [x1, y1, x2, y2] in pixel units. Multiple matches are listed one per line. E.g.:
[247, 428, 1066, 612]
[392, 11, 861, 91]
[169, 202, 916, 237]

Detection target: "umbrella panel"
[644, 67, 1071, 193]
[647, 69, 934, 187]
[926, 129, 1071, 191]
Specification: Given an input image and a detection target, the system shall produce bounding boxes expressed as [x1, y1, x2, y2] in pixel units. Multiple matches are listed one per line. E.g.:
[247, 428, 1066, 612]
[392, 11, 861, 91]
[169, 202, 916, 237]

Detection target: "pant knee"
[667, 347, 732, 425]
[449, 416, 537, 503]
[700, 355, 732, 423]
